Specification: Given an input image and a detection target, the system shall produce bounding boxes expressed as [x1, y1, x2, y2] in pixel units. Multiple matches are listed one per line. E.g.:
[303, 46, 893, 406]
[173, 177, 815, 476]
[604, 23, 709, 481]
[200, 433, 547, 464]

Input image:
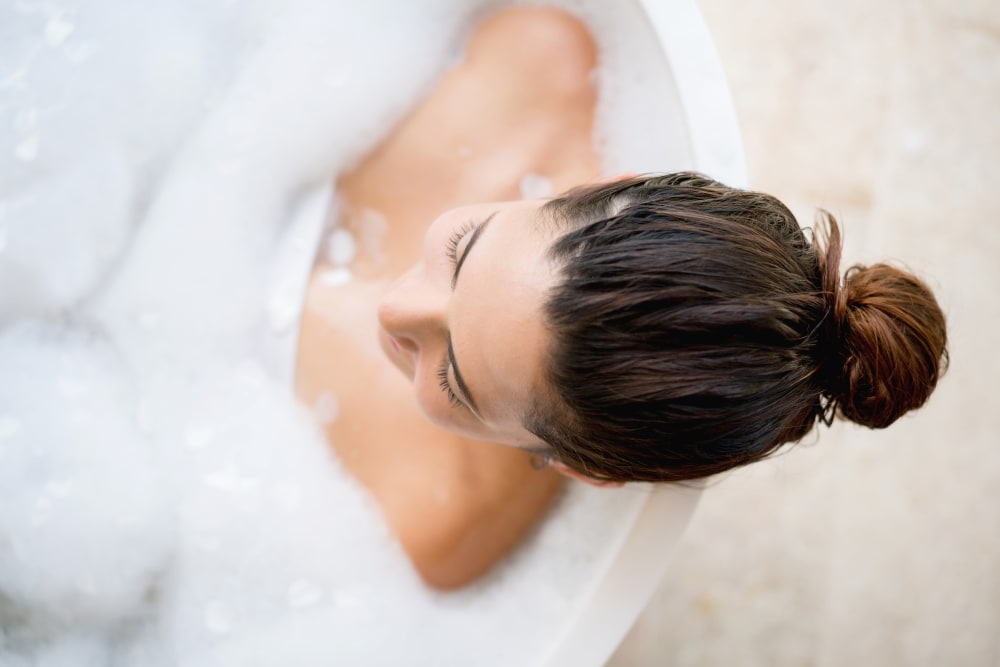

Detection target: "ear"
[550, 461, 625, 488]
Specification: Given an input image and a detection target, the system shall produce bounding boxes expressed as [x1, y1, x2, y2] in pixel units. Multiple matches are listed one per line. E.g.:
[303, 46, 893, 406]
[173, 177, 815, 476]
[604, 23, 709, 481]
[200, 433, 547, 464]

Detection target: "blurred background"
[611, 0, 1000, 664]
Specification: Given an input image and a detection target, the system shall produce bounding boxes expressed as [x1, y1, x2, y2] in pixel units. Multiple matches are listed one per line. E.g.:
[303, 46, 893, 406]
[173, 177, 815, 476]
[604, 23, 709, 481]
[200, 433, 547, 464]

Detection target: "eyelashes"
[437, 220, 482, 408]
[436, 361, 462, 408]
[445, 220, 479, 265]
[438, 217, 480, 411]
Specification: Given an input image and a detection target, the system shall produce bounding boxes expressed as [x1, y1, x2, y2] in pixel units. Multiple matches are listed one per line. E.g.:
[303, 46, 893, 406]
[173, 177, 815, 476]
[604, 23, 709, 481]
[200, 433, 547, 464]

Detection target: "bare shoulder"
[465, 6, 598, 97]
[315, 5, 591, 591]
[389, 445, 565, 590]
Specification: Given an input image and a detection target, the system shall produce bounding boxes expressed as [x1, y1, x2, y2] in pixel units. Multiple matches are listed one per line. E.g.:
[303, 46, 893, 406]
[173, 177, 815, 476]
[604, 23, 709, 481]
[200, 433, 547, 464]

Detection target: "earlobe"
[549, 461, 624, 488]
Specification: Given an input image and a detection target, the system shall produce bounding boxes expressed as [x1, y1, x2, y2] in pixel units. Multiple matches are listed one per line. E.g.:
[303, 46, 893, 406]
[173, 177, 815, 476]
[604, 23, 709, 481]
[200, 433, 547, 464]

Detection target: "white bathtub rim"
[538, 1, 747, 665]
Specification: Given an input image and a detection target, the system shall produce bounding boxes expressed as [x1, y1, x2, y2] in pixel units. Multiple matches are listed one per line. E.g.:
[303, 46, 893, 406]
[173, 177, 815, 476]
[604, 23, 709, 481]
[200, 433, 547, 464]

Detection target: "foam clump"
[0, 0, 280, 327]
[0, 147, 134, 326]
[519, 172, 554, 199]
[3, 633, 110, 667]
[324, 228, 358, 266]
[0, 321, 171, 629]
[0, 0, 674, 663]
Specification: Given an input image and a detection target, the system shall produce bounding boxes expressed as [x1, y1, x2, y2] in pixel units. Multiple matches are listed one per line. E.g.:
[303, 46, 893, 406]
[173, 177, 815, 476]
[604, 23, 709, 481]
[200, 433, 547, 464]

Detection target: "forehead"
[450, 201, 557, 434]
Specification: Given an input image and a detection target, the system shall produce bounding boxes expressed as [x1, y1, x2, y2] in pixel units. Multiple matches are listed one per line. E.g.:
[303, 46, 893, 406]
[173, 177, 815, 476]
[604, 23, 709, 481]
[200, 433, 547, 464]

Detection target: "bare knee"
[465, 6, 598, 100]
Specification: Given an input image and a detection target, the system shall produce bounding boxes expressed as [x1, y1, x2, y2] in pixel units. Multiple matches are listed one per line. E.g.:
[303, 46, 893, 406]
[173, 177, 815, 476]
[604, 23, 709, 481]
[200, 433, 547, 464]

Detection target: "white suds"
[519, 172, 553, 199]
[314, 391, 340, 424]
[320, 267, 352, 287]
[44, 15, 75, 47]
[0, 0, 672, 662]
[325, 228, 358, 266]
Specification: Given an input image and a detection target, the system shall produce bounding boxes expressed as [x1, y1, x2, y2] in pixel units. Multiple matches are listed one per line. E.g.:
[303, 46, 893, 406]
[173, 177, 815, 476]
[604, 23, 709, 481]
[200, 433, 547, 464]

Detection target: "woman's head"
[376, 199, 559, 449]
[377, 172, 948, 484]
[527, 172, 948, 482]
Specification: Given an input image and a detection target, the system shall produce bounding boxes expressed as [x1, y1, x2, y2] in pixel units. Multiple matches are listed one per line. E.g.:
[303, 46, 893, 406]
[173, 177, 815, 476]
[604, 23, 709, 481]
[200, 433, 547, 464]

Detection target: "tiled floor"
[610, 0, 1000, 664]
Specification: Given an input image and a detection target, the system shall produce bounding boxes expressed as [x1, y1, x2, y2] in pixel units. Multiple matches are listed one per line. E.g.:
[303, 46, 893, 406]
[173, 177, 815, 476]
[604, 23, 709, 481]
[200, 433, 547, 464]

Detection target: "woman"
[297, 7, 947, 589]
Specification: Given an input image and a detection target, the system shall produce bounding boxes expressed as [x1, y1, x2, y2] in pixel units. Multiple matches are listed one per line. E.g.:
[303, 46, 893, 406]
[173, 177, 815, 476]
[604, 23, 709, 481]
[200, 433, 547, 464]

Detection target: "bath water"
[0, 0, 689, 663]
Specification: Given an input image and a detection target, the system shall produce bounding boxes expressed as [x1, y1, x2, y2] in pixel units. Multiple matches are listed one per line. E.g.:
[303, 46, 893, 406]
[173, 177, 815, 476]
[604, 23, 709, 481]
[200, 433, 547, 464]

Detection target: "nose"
[377, 262, 448, 351]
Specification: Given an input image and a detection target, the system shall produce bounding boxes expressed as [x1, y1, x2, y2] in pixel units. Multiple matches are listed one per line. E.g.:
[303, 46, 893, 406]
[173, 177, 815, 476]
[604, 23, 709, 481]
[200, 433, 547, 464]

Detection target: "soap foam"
[1, 0, 677, 663]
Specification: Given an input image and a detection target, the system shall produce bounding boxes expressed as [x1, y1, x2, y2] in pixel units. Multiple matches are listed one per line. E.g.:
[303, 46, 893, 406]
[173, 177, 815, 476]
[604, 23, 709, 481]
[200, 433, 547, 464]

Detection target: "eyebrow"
[447, 211, 498, 415]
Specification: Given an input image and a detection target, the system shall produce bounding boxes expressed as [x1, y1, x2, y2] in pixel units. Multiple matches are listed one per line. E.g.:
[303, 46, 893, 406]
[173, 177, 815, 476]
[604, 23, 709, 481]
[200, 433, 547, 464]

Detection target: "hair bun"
[815, 213, 948, 429]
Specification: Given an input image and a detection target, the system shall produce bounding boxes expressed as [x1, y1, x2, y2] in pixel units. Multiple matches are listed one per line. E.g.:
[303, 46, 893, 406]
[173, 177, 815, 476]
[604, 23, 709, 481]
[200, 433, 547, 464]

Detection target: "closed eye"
[449, 212, 497, 288]
[436, 357, 462, 408]
[445, 220, 478, 267]
[437, 213, 497, 414]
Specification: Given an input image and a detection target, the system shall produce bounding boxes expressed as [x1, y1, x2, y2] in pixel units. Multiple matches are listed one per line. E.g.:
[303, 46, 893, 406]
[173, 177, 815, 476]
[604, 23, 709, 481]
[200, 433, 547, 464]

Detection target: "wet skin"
[377, 199, 556, 448]
[295, 6, 601, 589]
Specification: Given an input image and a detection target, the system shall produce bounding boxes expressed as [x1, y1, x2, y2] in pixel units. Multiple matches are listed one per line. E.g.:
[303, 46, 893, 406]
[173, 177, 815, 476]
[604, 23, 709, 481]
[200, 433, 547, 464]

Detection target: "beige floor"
[610, 0, 1000, 665]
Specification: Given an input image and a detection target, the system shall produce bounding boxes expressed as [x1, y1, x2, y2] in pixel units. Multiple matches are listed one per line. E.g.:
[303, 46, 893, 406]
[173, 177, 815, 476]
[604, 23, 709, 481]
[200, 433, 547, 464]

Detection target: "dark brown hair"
[526, 173, 948, 482]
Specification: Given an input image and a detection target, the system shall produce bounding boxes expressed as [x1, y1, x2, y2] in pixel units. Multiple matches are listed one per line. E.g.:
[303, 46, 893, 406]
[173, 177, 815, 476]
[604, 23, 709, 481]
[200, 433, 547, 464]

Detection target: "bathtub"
[0, 0, 743, 664]
[538, 1, 745, 664]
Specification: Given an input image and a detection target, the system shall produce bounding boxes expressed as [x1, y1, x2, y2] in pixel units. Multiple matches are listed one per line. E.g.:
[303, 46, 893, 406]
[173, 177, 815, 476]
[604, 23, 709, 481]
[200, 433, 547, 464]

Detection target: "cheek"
[410, 364, 486, 438]
[409, 360, 454, 428]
